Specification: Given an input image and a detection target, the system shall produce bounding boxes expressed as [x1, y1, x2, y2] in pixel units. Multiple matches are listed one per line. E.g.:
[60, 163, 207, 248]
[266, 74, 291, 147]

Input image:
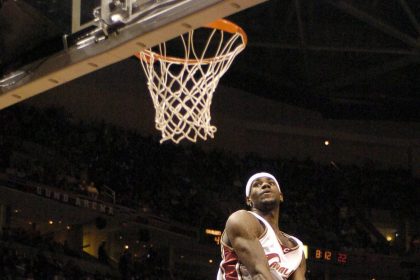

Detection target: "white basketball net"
[139, 22, 246, 143]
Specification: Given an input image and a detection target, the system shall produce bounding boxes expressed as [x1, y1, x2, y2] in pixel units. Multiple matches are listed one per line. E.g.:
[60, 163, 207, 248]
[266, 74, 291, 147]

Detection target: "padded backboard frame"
[0, 0, 268, 110]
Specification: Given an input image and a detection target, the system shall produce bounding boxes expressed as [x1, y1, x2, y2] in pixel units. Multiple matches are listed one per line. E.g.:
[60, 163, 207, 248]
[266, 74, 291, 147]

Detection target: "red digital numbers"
[337, 252, 348, 264]
[313, 249, 347, 264]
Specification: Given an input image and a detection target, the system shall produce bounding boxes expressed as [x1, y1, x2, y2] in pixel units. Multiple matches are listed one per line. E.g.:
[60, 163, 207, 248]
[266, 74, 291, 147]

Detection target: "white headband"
[245, 172, 281, 197]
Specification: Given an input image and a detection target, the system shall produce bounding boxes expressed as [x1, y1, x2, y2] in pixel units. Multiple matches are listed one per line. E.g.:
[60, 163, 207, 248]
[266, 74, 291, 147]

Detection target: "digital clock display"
[312, 248, 348, 264]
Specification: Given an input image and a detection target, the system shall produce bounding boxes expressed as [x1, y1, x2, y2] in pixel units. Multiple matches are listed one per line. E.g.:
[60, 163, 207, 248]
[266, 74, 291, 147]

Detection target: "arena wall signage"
[35, 186, 114, 215]
[0, 174, 113, 215]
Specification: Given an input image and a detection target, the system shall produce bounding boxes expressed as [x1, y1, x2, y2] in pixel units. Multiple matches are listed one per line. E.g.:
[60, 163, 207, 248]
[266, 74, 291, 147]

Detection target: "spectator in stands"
[87, 182, 99, 200]
[118, 248, 133, 280]
[78, 180, 87, 194]
[98, 241, 109, 265]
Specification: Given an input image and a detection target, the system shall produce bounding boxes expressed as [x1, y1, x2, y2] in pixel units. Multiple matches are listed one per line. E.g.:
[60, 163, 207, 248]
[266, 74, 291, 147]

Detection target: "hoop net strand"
[139, 20, 246, 143]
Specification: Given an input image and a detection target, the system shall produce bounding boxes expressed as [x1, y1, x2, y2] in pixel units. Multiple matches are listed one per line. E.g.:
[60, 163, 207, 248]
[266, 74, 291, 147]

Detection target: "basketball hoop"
[136, 19, 247, 144]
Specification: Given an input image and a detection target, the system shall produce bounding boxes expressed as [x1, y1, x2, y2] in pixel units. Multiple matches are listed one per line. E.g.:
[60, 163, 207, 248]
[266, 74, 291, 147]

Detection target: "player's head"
[245, 172, 283, 210]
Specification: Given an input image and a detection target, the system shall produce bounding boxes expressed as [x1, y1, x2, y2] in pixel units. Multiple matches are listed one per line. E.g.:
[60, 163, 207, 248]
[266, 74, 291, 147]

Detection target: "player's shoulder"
[226, 210, 261, 231]
[227, 209, 254, 222]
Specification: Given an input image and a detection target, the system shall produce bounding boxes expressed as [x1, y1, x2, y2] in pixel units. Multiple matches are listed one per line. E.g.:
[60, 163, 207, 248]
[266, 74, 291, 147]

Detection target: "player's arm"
[225, 210, 273, 280]
[290, 252, 306, 280]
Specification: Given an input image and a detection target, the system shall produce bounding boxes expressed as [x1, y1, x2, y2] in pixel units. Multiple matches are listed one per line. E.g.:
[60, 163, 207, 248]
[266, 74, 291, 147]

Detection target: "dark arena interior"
[0, 0, 419, 279]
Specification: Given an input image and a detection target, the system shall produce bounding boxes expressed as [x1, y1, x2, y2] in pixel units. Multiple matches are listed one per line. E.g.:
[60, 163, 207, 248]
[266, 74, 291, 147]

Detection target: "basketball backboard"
[0, 0, 268, 110]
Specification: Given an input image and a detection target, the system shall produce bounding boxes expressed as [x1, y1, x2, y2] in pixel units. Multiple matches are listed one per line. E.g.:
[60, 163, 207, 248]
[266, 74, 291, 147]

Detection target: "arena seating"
[0, 105, 419, 279]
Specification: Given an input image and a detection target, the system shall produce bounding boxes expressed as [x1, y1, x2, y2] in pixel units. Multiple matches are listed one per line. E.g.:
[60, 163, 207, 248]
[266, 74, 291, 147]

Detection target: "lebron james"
[217, 172, 306, 280]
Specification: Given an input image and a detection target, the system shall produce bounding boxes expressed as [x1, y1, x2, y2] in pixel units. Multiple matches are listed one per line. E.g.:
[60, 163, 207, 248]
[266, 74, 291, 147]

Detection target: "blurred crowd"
[1, 226, 200, 280]
[0, 231, 115, 280]
[0, 105, 419, 257]
[2, 227, 81, 259]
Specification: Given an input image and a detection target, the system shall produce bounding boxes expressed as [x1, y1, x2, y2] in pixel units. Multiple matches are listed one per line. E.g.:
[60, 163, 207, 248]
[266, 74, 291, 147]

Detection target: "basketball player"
[217, 172, 306, 280]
